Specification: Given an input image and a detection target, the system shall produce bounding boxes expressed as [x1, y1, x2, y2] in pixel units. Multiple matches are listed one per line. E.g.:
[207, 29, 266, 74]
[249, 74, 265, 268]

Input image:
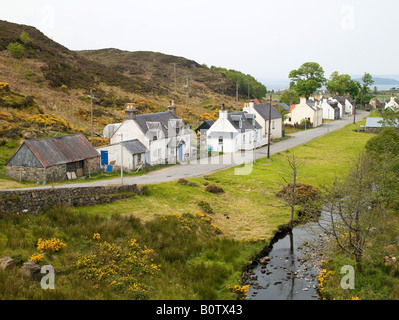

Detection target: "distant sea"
[263, 83, 398, 92]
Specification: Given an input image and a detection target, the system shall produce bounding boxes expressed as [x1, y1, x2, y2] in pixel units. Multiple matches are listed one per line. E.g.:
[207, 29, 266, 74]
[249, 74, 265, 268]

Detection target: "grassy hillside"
[0, 19, 260, 145]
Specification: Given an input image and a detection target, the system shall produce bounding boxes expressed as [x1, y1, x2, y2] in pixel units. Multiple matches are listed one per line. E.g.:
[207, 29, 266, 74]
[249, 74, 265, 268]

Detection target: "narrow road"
[3, 111, 368, 191]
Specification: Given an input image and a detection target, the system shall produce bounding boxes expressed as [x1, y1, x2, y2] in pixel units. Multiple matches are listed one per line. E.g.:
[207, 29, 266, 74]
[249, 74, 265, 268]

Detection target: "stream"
[243, 213, 329, 300]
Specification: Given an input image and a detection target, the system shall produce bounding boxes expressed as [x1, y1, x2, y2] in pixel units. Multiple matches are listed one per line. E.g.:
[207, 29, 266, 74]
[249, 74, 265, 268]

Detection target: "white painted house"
[385, 95, 399, 111]
[110, 103, 192, 165]
[320, 98, 340, 120]
[207, 110, 263, 153]
[285, 95, 323, 128]
[97, 139, 148, 171]
[244, 100, 283, 140]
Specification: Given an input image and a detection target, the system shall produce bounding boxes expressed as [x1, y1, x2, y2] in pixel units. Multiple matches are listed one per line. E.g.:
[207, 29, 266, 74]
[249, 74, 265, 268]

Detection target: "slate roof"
[253, 103, 283, 120]
[227, 111, 262, 132]
[327, 101, 340, 110]
[123, 139, 148, 155]
[134, 112, 183, 138]
[195, 120, 214, 133]
[7, 133, 99, 168]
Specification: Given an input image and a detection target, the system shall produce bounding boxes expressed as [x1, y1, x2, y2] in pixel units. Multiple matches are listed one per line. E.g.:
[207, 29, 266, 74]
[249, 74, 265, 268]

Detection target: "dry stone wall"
[0, 184, 143, 215]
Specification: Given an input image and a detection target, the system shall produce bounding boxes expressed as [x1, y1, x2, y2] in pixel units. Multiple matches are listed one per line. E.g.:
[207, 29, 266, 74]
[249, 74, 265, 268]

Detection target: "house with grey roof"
[385, 95, 399, 111]
[285, 95, 323, 128]
[5, 133, 100, 182]
[110, 102, 192, 165]
[206, 109, 264, 153]
[96, 139, 148, 171]
[244, 100, 283, 140]
[320, 98, 340, 120]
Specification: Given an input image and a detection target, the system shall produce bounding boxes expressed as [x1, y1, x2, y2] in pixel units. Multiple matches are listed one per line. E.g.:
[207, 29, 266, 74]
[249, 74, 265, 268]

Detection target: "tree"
[316, 153, 380, 272]
[7, 42, 25, 59]
[326, 71, 359, 98]
[289, 62, 326, 99]
[279, 88, 300, 106]
[19, 31, 32, 46]
[357, 72, 375, 109]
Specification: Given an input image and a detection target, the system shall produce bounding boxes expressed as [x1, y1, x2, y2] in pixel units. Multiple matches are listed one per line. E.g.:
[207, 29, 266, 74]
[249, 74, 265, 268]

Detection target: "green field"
[0, 119, 375, 300]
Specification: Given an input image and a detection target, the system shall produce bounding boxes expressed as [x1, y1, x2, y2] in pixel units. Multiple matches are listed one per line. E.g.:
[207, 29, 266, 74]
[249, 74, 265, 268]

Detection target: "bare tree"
[316, 153, 380, 272]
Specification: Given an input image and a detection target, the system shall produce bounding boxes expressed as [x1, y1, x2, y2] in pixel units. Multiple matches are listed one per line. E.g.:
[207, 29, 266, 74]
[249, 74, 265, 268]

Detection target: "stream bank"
[242, 214, 330, 300]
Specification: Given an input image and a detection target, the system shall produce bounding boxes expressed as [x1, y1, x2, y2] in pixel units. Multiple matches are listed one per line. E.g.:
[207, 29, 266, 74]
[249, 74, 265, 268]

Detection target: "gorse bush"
[75, 236, 160, 300]
[7, 42, 25, 59]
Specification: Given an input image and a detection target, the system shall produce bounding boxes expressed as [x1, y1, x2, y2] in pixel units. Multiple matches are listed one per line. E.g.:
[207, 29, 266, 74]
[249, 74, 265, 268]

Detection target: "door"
[101, 151, 109, 167]
[178, 144, 183, 162]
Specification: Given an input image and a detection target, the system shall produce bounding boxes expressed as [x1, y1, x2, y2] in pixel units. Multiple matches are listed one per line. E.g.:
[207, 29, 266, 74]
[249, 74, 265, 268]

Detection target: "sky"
[1, 0, 398, 85]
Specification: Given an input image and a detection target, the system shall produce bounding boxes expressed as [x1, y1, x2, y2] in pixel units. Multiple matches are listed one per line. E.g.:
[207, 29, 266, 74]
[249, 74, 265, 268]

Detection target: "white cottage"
[207, 110, 263, 153]
[244, 100, 283, 140]
[385, 95, 399, 111]
[110, 103, 191, 165]
[97, 139, 148, 171]
[285, 95, 323, 128]
[320, 98, 340, 120]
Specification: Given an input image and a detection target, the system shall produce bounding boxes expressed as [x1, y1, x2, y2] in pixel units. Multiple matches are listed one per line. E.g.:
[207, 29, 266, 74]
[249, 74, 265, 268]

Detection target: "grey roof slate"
[134, 112, 182, 138]
[123, 139, 148, 155]
[253, 103, 282, 121]
[227, 111, 262, 132]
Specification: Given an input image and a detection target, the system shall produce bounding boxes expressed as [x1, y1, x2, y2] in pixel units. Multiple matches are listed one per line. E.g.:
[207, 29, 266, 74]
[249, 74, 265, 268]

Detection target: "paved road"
[4, 111, 368, 191]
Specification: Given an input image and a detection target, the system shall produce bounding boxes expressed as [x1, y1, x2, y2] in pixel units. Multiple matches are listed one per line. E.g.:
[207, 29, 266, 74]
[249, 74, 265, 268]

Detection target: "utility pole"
[90, 89, 93, 138]
[183, 75, 191, 108]
[248, 82, 250, 101]
[170, 63, 178, 98]
[236, 82, 239, 110]
[267, 94, 272, 159]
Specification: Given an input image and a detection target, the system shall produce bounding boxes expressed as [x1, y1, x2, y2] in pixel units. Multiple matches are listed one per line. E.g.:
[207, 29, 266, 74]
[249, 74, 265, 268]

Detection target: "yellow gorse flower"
[37, 238, 67, 253]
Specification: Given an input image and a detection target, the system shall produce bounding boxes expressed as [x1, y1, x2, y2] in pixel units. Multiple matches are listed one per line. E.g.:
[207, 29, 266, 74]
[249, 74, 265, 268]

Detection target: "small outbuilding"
[5, 133, 100, 182]
[195, 120, 214, 134]
[365, 117, 384, 133]
[96, 139, 148, 171]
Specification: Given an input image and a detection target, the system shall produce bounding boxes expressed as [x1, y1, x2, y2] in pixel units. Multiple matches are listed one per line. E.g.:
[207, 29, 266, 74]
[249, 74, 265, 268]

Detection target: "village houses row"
[5, 94, 358, 182]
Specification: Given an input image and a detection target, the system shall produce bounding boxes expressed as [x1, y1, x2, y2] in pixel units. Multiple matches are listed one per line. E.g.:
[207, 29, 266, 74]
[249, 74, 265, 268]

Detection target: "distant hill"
[0, 19, 263, 141]
[354, 76, 399, 85]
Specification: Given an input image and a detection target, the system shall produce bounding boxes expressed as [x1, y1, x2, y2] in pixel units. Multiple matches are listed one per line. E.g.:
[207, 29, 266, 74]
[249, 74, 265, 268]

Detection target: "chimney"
[300, 95, 306, 105]
[219, 109, 228, 119]
[309, 94, 314, 101]
[125, 103, 137, 120]
[167, 100, 177, 115]
[249, 100, 255, 110]
[391, 94, 395, 104]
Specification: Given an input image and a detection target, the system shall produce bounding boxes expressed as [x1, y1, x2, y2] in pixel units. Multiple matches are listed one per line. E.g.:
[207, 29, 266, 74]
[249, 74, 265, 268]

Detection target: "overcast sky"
[1, 0, 398, 84]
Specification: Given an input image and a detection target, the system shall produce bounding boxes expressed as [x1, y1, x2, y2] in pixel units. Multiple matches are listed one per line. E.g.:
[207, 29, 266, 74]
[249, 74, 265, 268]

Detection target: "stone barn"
[5, 133, 100, 182]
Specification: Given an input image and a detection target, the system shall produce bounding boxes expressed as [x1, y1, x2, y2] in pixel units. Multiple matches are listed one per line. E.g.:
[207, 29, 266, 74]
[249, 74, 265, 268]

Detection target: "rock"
[19, 261, 42, 281]
[274, 281, 282, 285]
[0, 257, 16, 270]
[303, 288, 309, 291]
[259, 256, 270, 264]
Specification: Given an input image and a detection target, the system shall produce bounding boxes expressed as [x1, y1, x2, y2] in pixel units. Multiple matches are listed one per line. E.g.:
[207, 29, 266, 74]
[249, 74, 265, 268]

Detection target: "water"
[245, 216, 327, 300]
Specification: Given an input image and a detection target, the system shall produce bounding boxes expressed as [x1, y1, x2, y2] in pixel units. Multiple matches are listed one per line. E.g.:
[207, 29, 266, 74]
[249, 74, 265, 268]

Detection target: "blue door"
[178, 144, 183, 162]
[101, 151, 109, 166]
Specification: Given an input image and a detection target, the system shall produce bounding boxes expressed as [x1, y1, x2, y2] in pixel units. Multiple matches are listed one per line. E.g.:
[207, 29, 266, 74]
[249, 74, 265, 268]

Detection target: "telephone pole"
[267, 94, 272, 159]
[170, 63, 179, 98]
[90, 89, 93, 138]
[183, 75, 191, 108]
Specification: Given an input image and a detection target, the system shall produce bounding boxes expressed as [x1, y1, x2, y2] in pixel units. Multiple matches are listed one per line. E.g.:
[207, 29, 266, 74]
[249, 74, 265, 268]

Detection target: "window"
[219, 137, 223, 145]
[272, 121, 275, 129]
[289, 118, 292, 122]
[242, 134, 246, 144]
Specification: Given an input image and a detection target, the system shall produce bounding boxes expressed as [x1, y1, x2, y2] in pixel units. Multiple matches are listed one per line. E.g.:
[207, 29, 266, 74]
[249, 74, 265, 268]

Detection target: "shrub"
[0, 82, 10, 91]
[19, 31, 32, 45]
[205, 184, 224, 194]
[198, 200, 214, 214]
[36, 238, 67, 254]
[7, 42, 25, 59]
[74, 238, 160, 299]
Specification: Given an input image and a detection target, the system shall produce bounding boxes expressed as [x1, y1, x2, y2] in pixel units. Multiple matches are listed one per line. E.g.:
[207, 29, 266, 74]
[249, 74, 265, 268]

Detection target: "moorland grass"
[0, 120, 375, 300]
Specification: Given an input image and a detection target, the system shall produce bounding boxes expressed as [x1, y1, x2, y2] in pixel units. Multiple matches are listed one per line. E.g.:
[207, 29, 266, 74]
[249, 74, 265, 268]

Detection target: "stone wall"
[0, 184, 143, 215]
